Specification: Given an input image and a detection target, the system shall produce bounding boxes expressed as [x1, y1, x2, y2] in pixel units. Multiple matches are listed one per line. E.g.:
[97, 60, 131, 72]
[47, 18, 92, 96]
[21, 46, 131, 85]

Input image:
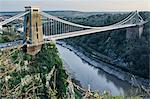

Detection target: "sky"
[0, 0, 149, 12]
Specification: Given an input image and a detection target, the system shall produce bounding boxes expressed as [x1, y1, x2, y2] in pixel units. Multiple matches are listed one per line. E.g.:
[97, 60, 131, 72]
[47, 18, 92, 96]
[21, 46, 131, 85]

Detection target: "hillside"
[63, 11, 150, 79]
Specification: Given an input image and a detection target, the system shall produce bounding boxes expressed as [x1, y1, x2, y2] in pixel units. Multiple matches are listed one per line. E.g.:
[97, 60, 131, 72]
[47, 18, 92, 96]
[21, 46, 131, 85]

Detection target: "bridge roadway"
[0, 40, 23, 50]
[44, 23, 138, 40]
[0, 40, 53, 50]
[0, 10, 147, 50]
[0, 21, 146, 50]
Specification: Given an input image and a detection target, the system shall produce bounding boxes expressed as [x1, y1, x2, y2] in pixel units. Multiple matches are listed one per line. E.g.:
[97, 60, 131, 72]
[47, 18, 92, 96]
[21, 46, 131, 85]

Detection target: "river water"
[56, 44, 137, 96]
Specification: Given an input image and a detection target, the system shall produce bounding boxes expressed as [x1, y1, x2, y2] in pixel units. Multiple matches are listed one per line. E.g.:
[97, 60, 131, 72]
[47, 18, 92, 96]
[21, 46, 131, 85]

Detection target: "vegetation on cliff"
[0, 42, 68, 98]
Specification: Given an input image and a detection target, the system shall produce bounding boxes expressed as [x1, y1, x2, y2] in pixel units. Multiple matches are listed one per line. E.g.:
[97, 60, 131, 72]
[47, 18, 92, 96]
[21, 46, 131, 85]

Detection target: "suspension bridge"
[0, 6, 148, 55]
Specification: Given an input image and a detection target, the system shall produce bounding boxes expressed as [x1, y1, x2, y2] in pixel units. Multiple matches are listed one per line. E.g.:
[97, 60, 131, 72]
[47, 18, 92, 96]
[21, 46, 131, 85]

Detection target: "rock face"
[0, 42, 68, 98]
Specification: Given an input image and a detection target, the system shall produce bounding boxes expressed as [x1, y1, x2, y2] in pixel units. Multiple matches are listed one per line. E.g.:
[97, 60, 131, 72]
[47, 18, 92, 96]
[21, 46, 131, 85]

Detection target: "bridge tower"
[126, 24, 144, 40]
[24, 6, 43, 55]
[126, 11, 144, 40]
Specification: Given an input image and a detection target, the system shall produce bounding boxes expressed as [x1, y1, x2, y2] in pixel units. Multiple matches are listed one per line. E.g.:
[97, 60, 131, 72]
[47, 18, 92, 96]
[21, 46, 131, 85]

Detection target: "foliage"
[0, 42, 68, 98]
[0, 31, 21, 43]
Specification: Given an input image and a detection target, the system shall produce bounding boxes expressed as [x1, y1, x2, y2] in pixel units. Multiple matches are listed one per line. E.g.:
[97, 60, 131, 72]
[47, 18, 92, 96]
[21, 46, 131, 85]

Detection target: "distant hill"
[44, 11, 128, 18]
[0, 10, 128, 17]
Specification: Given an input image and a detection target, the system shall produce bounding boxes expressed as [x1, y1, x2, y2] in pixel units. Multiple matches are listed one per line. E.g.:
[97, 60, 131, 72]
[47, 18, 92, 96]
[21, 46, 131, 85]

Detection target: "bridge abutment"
[138, 24, 144, 38]
[126, 26, 139, 40]
[126, 25, 144, 52]
[126, 25, 143, 40]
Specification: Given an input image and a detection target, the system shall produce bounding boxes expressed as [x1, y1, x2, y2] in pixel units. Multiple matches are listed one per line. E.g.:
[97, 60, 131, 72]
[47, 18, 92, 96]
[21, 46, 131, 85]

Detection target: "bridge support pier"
[138, 24, 144, 38]
[126, 25, 144, 53]
[126, 25, 143, 40]
[24, 6, 43, 55]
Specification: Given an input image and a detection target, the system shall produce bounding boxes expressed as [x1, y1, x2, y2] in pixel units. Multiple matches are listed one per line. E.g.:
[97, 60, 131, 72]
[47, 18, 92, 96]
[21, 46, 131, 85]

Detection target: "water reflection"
[56, 44, 135, 96]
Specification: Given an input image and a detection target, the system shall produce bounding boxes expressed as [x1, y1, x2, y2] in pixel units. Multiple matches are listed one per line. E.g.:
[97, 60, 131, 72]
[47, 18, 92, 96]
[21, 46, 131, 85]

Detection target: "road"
[0, 40, 23, 49]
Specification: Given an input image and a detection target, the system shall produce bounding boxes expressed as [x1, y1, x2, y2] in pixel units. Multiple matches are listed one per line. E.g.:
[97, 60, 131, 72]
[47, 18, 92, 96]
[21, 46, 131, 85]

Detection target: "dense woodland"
[63, 11, 150, 79]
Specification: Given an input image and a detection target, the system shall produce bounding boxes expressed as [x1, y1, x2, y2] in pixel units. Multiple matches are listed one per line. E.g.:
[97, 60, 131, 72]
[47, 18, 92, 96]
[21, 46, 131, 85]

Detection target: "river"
[56, 43, 140, 96]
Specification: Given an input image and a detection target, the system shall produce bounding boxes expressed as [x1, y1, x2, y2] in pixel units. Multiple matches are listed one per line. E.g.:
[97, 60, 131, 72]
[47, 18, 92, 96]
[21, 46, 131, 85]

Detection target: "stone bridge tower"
[24, 6, 43, 55]
[126, 25, 144, 40]
[126, 11, 144, 40]
[125, 12, 144, 53]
